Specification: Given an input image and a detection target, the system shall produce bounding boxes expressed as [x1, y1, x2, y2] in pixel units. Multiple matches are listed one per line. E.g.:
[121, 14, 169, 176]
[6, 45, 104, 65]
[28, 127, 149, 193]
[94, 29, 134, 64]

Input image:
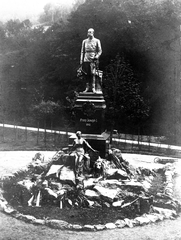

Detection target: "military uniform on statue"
[80, 28, 102, 93]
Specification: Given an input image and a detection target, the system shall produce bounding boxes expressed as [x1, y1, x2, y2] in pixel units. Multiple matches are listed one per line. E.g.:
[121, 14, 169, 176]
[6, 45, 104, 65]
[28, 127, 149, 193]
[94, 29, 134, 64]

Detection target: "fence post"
[54, 130, 56, 147]
[66, 127, 69, 146]
[137, 126, 140, 151]
[44, 122, 47, 148]
[37, 121, 39, 145]
[148, 135, 151, 152]
[14, 120, 17, 143]
[25, 126, 27, 142]
[2, 120, 5, 142]
[59, 130, 61, 148]
[131, 133, 134, 152]
[124, 133, 127, 151]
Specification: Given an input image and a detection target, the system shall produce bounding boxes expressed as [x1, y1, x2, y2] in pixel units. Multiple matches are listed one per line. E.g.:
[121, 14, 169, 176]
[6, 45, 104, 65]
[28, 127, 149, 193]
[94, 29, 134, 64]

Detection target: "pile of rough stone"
[15, 149, 180, 217]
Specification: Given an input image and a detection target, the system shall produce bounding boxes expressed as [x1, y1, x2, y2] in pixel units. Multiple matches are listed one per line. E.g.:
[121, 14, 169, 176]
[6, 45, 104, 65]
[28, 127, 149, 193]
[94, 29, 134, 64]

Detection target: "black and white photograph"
[0, 0, 181, 239]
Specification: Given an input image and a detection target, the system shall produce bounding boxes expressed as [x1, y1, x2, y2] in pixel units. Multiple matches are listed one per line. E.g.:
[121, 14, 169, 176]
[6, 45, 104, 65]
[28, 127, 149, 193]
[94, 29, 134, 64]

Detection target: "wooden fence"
[0, 123, 181, 157]
[0, 123, 71, 150]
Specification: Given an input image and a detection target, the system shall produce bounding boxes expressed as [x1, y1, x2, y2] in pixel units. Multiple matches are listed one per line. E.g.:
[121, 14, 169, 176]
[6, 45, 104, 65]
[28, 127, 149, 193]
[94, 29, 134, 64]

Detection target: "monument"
[69, 28, 109, 158]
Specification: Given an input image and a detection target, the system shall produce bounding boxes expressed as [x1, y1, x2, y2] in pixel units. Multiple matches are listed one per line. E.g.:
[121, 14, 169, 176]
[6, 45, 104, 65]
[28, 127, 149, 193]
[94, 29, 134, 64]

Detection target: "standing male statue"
[80, 28, 102, 93]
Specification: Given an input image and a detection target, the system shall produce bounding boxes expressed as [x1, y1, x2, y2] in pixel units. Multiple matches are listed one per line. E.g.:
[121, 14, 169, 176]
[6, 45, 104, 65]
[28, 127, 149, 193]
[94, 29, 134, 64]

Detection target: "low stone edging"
[0, 196, 179, 231]
[0, 160, 180, 232]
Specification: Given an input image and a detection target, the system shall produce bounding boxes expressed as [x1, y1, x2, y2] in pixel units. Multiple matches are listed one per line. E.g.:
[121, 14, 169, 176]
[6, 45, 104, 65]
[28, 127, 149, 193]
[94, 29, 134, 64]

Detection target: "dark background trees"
[103, 55, 150, 134]
[0, 0, 181, 143]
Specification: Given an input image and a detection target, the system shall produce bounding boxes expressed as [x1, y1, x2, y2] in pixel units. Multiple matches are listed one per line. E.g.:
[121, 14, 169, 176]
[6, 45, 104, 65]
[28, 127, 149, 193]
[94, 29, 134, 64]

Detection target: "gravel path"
[0, 151, 56, 177]
[0, 211, 181, 240]
[0, 151, 181, 240]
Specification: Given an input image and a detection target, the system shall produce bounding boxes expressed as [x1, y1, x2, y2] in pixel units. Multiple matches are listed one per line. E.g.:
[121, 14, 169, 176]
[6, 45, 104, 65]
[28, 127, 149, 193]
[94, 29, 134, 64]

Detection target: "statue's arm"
[84, 139, 96, 152]
[80, 40, 85, 64]
[95, 39, 102, 59]
[71, 139, 76, 151]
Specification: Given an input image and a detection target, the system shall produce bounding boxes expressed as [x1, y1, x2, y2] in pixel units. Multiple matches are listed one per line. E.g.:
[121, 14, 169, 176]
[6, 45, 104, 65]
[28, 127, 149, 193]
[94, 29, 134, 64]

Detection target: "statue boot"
[83, 83, 89, 93]
[92, 83, 96, 93]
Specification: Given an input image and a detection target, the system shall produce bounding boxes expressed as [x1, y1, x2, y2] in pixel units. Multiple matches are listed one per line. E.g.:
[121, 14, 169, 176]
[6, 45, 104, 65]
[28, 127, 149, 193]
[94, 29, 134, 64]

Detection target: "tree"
[32, 100, 61, 128]
[38, 2, 72, 24]
[1, 0, 181, 139]
[103, 55, 150, 137]
[0, 23, 6, 52]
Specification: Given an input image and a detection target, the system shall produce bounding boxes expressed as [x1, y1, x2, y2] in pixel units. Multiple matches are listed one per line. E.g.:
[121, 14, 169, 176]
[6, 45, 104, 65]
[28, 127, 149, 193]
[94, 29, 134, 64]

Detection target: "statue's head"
[76, 131, 82, 138]
[87, 28, 94, 38]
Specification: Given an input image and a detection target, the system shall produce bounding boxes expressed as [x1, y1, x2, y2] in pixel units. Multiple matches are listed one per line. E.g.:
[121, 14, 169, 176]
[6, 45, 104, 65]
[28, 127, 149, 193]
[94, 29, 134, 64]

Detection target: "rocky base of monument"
[0, 150, 180, 231]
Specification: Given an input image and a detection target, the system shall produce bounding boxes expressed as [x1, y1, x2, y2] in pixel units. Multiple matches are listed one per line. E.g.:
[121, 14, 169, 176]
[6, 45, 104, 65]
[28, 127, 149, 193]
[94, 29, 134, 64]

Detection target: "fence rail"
[0, 123, 181, 157]
[112, 136, 181, 157]
[0, 123, 73, 150]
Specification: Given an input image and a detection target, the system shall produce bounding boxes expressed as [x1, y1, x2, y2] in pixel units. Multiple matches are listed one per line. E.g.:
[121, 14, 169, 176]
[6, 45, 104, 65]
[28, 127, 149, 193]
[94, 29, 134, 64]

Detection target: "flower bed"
[0, 150, 180, 231]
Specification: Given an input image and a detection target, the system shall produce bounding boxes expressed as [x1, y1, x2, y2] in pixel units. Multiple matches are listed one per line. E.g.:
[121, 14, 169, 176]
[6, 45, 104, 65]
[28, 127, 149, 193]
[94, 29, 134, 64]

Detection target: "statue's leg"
[84, 74, 93, 93]
[83, 82, 89, 92]
[75, 155, 79, 176]
[35, 190, 41, 207]
[74, 153, 82, 177]
[92, 74, 96, 93]
[83, 62, 90, 92]
[90, 62, 96, 93]
[77, 154, 84, 177]
[28, 194, 34, 206]
[84, 154, 90, 173]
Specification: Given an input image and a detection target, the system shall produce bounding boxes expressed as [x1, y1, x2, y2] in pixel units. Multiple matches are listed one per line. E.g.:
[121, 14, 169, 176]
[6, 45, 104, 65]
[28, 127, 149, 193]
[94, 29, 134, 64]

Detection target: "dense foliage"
[0, 0, 181, 136]
[103, 55, 150, 133]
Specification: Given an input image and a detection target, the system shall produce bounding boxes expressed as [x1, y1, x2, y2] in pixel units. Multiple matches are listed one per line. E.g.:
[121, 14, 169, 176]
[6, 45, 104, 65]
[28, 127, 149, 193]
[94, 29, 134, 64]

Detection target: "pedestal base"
[74, 92, 106, 134]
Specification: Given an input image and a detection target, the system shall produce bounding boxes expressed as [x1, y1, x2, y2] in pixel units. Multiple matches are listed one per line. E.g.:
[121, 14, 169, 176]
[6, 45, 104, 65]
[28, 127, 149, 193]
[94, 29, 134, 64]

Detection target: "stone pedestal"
[71, 90, 109, 157]
[74, 92, 106, 134]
